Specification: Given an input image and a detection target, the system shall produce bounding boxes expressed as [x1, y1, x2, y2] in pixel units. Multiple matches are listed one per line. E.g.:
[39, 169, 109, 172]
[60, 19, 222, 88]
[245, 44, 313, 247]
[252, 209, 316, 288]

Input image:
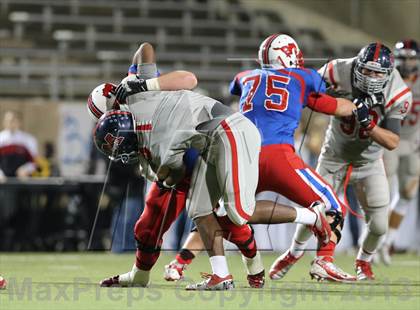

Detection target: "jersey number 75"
[242, 74, 291, 113]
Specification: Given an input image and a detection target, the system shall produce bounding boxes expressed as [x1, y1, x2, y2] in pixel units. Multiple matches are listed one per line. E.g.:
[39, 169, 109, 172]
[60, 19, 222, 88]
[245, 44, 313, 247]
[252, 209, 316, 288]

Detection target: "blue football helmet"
[353, 43, 394, 95]
[394, 39, 419, 78]
[93, 110, 139, 164]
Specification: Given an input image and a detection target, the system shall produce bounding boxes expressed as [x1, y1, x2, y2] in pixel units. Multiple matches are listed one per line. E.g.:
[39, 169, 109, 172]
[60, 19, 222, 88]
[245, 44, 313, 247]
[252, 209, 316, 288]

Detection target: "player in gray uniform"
[270, 43, 412, 281]
[378, 40, 420, 265]
[94, 79, 261, 290]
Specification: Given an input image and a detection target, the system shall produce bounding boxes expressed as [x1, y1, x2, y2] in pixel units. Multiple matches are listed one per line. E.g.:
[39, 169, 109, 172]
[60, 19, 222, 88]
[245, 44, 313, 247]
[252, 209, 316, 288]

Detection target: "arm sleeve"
[382, 118, 401, 135]
[137, 63, 159, 79]
[307, 92, 338, 115]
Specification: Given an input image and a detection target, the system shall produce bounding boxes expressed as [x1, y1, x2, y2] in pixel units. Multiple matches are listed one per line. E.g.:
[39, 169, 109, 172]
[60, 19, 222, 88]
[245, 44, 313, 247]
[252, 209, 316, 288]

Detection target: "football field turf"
[1, 252, 419, 310]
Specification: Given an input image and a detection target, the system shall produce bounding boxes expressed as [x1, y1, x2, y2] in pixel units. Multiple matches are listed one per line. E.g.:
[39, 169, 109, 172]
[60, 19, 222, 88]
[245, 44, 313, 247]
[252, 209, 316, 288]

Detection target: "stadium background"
[0, 0, 419, 254]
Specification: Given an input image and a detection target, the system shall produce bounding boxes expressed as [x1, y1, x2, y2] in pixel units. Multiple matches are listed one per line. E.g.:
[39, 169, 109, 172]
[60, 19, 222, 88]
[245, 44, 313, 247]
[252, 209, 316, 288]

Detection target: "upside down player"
[377, 40, 420, 265]
[274, 43, 412, 281]
[164, 34, 357, 282]
[90, 43, 266, 290]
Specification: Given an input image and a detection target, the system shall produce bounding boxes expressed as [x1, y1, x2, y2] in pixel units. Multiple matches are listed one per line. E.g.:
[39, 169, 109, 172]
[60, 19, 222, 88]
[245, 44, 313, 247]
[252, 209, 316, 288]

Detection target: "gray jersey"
[400, 76, 420, 142]
[318, 58, 412, 164]
[126, 90, 233, 172]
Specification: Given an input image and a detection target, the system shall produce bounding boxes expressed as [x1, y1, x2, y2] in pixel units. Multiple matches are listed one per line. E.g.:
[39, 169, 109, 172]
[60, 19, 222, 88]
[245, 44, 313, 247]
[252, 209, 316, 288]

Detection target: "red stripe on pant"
[220, 120, 250, 221]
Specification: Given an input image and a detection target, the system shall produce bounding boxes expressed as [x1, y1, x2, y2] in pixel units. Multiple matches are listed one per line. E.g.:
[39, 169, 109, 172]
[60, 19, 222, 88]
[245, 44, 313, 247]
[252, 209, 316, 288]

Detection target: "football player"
[93, 43, 265, 290]
[94, 84, 262, 290]
[272, 43, 412, 281]
[378, 39, 420, 265]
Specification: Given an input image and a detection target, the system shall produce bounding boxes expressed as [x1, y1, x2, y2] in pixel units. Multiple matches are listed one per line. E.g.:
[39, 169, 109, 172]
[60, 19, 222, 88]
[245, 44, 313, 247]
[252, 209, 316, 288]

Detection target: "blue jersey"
[230, 68, 326, 146]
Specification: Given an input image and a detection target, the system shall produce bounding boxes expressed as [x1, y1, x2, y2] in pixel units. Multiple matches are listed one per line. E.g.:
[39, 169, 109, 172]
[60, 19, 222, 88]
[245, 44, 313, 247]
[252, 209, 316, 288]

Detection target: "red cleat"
[269, 250, 303, 280]
[355, 260, 375, 280]
[0, 276, 6, 290]
[247, 270, 265, 288]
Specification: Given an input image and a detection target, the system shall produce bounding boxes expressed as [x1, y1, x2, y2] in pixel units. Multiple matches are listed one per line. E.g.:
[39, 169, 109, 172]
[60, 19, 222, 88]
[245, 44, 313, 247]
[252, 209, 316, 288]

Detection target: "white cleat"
[309, 257, 356, 283]
[269, 250, 303, 280]
[185, 273, 234, 291]
[100, 265, 150, 287]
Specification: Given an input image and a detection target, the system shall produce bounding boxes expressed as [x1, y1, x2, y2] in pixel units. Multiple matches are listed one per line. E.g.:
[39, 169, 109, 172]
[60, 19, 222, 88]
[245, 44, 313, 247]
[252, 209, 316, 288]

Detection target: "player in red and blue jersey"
[230, 34, 357, 281]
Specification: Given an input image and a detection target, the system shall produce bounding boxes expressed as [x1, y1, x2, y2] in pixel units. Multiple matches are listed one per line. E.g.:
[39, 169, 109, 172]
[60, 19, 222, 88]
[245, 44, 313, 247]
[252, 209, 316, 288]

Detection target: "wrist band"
[145, 78, 161, 91]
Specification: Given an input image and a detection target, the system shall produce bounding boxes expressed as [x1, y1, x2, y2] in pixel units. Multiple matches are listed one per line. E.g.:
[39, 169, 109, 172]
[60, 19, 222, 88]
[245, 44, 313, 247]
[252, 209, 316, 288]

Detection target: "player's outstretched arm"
[115, 71, 198, 103]
[156, 70, 198, 91]
[307, 92, 355, 117]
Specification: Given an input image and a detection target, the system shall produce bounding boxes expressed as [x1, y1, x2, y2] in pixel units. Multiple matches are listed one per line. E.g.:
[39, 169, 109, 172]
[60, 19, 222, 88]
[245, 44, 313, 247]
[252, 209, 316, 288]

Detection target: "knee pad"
[366, 207, 388, 237]
[326, 211, 344, 243]
[135, 238, 161, 253]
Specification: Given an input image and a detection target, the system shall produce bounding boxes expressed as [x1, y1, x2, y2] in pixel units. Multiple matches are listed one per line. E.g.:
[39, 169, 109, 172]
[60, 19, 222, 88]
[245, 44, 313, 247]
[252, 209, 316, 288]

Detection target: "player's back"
[230, 67, 325, 146]
[126, 90, 233, 168]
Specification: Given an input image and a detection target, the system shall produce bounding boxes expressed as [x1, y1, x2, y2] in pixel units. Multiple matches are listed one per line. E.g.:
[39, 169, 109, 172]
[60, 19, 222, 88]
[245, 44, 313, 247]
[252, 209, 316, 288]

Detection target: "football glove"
[353, 97, 372, 128]
[115, 77, 148, 104]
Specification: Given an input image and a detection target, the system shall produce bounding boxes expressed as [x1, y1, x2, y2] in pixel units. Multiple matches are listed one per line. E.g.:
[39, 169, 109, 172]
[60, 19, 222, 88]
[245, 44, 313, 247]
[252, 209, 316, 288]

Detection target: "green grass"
[1, 252, 419, 310]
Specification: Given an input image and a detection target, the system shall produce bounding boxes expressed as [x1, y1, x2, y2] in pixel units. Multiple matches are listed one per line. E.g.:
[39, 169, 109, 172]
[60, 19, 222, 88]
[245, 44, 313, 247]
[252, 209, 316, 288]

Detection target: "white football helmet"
[258, 34, 304, 69]
[87, 83, 117, 120]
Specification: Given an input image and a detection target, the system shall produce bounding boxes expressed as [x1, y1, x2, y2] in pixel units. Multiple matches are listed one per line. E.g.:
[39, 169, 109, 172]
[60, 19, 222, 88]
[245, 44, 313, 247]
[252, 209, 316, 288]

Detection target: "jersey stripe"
[327, 61, 336, 86]
[220, 120, 251, 221]
[385, 87, 411, 108]
[278, 69, 306, 104]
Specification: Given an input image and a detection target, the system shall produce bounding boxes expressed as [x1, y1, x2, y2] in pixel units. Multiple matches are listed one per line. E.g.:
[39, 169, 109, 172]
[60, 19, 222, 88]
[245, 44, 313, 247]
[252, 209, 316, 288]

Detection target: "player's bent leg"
[356, 205, 388, 280]
[101, 182, 187, 287]
[185, 217, 234, 291]
[269, 224, 311, 280]
[217, 216, 265, 288]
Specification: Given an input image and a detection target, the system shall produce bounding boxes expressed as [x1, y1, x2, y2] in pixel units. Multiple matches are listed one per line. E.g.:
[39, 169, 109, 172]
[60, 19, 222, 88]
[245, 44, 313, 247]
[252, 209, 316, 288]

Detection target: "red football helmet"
[258, 34, 304, 69]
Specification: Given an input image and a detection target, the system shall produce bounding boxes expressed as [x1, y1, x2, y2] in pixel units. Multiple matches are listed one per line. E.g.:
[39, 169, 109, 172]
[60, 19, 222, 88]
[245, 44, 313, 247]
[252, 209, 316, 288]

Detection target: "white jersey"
[125, 90, 233, 172]
[318, 58, 412, 164]
[400, 76, 420, 143]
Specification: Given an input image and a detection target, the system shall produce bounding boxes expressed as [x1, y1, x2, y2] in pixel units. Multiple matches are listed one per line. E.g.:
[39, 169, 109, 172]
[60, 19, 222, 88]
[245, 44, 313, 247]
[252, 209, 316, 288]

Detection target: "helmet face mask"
[394, 39, 419, 79]
[258, 34, 304, 69]
[353, 43, 394, 95]
[93, 111, 139, 164]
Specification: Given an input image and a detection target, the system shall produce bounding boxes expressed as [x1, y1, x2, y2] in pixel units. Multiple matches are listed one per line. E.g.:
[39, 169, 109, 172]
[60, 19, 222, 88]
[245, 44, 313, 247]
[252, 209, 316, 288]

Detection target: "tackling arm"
[307, 92, 355, 117]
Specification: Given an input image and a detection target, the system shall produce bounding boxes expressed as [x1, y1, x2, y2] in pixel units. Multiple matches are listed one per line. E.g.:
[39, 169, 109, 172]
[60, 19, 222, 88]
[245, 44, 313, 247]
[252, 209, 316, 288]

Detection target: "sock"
[384, 228, 398, 247]
[242, 251, 264, 275]
[209, 255, 229, 278]
[176, 249, 195, 265]
[290, 239, 308, 258]
[289, 224, 312, 257]
[357, 247, 374, 262]
[316, 240, 336, 261]
[293, 206, 317, 225]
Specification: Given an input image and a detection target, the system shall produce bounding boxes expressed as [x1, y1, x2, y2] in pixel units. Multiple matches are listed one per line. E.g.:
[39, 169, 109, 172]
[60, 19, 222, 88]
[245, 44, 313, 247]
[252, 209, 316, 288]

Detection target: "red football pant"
[257, 144, 345, 213]
[134, 180, 257, 270]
